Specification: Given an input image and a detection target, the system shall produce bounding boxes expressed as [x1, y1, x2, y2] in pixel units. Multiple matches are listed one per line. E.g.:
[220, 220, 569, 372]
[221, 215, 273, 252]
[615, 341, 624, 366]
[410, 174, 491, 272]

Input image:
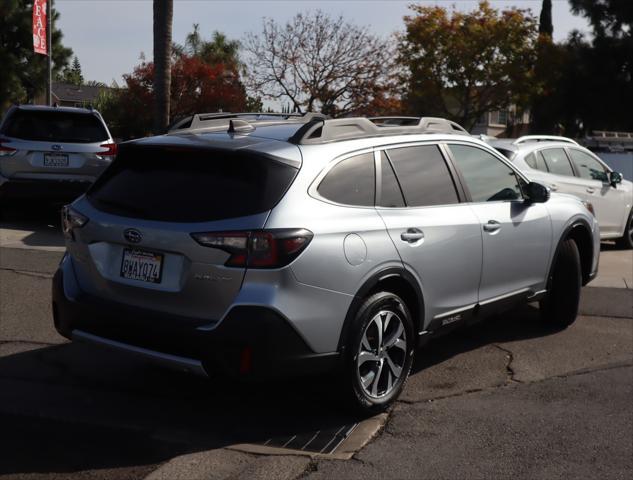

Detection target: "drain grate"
[257, 423, 358, 454]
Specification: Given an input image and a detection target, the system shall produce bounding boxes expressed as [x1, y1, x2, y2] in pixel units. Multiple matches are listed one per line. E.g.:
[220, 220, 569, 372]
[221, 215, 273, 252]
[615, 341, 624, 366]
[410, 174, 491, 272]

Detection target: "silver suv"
[53, 114, 600, 411]
[486, 136, 633, 249]
[0, 105, 116, 200]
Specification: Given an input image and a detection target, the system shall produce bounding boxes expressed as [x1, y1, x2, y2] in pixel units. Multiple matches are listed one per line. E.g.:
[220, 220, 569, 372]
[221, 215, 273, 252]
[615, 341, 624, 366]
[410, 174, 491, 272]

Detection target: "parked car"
[484, 136, 633, 249]
[0, 105, 117, 201]
[53, 114, 599, 412]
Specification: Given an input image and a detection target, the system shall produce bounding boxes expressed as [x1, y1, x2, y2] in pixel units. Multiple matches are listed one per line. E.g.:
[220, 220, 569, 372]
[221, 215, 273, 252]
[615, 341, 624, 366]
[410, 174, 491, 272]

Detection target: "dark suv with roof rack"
[53, 113, 599, 411]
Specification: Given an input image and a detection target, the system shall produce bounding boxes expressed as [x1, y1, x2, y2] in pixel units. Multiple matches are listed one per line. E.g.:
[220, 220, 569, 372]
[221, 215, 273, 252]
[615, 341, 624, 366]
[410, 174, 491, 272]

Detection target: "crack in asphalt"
[395, 361, 633, 406]
[0, 339, 59, 347]
[0, 266, 54, 279]
[491, 343, 523, 383]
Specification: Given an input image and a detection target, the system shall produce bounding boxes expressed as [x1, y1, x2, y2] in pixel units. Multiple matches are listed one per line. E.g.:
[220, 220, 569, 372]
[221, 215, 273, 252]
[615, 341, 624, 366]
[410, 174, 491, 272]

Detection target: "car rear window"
[2, 109, 109, 143]
[87, 145, 298, 222]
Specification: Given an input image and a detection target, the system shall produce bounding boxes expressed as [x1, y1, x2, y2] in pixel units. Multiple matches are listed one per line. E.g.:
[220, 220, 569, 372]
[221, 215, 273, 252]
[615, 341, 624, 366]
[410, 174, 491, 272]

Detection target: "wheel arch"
[337, 267, 424, 353]
[550, 219, 594, 287]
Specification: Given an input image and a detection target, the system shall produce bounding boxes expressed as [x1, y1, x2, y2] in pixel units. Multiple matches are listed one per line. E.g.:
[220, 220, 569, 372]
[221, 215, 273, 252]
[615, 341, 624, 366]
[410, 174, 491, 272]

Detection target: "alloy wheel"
[356, 309, 408, 398]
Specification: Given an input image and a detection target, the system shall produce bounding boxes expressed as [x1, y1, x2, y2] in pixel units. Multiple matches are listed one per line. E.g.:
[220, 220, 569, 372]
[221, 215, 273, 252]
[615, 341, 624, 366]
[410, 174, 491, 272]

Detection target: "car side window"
[386, 145, 459, 207]
[317, 152, 375, 206]
[525, 152, 549, 173]
[449, 144, 522, 202]
[540, 148, 574, 176]
[568, 149, 609, 182]
[378, 152, 405, 208]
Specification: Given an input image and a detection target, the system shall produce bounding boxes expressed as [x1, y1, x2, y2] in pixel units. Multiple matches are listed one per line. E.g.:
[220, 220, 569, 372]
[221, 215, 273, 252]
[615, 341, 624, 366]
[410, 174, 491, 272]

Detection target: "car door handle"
[550, 184, 558, 191]
[401, 228, 424, 243]
[586, 187, 595, 194]
[483, 220, 501, 233]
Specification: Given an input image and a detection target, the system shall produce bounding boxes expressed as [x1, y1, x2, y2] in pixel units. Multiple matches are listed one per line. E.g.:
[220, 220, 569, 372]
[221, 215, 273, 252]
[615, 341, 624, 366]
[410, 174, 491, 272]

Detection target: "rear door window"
[540, 148, 575, 176]
[377, 152, 405, 208]
[317, 153, 375, 206]
[568, 149, 609, 182]
[386, 145, 459, 207]
[2, 109, 109, 143]
[88, 146, 298, 222]
[525, 152, 549, 172]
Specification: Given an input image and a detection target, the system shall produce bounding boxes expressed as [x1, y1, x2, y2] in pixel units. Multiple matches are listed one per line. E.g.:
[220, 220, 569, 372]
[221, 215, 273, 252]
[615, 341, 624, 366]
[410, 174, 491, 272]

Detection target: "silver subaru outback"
[53, 113, 600, 412]
[0, 105, 116, 200]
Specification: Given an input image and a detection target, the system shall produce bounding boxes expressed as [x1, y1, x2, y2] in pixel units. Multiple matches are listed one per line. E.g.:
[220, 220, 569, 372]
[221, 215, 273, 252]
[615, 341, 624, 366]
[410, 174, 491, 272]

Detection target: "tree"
[539, 0, 553, 37]
[176, 24, 242, 69]
[243, 11, 396, 116]
[0, 0, 73, 112]
[153, 0, 173, 134]
[96, 55, 248, 140]
[58, 55, 84, 86]
[569, 0, 633, 39]
[398, 1, 540, 131]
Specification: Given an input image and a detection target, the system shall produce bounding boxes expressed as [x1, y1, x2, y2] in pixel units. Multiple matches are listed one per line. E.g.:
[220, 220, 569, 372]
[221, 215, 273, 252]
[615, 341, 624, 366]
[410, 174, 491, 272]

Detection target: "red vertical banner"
[33, 0, 48, 55]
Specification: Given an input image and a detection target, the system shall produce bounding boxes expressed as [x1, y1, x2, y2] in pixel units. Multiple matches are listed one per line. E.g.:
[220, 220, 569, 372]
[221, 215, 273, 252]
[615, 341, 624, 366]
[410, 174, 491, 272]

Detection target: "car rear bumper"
[52, 257, 340, 379]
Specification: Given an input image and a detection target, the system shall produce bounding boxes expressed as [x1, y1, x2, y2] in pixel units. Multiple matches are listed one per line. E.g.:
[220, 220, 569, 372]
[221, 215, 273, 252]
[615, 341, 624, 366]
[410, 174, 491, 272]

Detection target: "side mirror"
[525, 182, 550, 203]
[609, 171, 623, 187]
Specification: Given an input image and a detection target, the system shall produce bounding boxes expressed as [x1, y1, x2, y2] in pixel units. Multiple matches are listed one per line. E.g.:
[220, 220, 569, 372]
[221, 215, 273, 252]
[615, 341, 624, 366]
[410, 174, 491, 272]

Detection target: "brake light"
[98, 142, 118, 157]
[61, 205, 89, 240]
[191, 229, 313, 268]
[0, 137, 16, 157]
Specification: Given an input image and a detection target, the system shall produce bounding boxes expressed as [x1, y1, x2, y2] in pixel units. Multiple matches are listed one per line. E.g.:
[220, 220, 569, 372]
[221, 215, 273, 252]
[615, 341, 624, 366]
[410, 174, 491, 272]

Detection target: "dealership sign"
[33, 0, 47, 55]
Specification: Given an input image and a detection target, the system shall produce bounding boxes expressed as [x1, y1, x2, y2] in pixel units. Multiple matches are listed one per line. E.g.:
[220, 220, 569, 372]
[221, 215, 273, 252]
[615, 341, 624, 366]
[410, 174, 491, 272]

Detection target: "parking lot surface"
[0, 208, 631, 479]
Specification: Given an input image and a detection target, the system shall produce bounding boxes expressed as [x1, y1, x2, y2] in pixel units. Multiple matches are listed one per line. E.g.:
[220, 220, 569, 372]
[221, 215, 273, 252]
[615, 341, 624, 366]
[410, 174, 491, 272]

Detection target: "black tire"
[615, 209, 633, 250]
[343, 292, 415, 414]
[540, 238, 582, 328]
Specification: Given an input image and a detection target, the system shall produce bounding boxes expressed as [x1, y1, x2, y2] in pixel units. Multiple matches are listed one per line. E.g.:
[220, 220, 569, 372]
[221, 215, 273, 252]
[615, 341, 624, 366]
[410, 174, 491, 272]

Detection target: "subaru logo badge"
[52, 144, 63, 151]
[124, 228, 142, 244]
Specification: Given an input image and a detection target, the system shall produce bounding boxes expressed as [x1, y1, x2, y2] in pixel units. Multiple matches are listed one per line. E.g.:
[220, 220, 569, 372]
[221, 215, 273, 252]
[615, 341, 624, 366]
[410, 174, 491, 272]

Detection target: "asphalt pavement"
[0, 206, 631, 480]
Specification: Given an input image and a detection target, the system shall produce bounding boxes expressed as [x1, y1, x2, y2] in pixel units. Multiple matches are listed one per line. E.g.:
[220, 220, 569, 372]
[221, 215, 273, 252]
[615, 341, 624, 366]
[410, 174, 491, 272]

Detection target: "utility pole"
[46, 0, 52, 105]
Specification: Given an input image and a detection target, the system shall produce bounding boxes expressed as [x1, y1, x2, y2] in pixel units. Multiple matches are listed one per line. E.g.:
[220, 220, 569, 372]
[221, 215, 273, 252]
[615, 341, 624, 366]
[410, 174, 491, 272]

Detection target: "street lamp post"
[46, 0, 52, 106]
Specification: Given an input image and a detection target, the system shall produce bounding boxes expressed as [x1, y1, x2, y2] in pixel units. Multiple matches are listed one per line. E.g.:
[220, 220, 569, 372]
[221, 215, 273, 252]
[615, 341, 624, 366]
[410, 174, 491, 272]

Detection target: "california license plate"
[120, 248, 164, 284]
[44, 153, 69, 167]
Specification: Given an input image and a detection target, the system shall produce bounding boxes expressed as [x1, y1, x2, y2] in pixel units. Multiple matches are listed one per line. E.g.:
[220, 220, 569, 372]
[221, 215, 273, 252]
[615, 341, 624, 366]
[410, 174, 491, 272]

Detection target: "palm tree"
[200, 32, 241, 69]
[153, 0, 173, 134]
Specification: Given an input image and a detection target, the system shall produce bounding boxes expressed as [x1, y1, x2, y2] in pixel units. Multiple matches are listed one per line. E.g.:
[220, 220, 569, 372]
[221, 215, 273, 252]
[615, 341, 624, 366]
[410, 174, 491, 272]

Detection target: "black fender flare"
[548, 218, 595, 288]
[336, 267, 425, 353]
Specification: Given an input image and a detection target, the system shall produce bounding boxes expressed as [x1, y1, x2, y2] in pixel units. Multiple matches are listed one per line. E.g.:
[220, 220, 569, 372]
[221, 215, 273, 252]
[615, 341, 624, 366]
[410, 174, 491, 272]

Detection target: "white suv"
[487, 136, 633, 249]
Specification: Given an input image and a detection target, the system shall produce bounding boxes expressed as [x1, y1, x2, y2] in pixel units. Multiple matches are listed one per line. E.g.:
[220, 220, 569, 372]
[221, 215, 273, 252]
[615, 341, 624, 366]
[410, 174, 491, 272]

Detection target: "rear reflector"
[191, 229, 313, 268]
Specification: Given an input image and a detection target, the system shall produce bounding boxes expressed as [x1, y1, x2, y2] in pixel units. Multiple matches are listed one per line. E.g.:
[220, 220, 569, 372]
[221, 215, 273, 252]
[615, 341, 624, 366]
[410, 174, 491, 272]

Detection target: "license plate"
[120, 248, 164, 284]
[44, 153, 69, 167]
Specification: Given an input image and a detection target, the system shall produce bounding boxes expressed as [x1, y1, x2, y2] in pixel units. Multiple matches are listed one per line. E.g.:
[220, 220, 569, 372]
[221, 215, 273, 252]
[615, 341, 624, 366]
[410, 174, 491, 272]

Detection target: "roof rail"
[168, 112, 328, 133]
[513, 135, 578, 146]
[289, 116, 468, 145]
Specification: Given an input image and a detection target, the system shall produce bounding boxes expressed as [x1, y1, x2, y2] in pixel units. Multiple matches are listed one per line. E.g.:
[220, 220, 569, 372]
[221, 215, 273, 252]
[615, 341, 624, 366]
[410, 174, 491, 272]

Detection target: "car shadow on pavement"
[0, 202, 65, 248]
[411, 303, 558, 374]
[0, 303, 560, 476]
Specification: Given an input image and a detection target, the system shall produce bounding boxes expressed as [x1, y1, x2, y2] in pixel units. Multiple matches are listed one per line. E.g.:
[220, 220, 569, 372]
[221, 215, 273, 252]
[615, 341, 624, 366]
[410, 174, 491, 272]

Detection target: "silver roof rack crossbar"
[169, 112, 329, 133]
[513, 135, 579, 146]
[289, 116, 469, 145]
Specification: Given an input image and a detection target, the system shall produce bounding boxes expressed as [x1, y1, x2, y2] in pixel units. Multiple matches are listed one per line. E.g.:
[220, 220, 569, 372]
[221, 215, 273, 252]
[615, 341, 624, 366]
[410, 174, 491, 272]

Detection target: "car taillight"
[0, 138, 16, 157]
[98, 142, 118, 157]
[61, 205, 89, 240]
[191, 229, 313, 268]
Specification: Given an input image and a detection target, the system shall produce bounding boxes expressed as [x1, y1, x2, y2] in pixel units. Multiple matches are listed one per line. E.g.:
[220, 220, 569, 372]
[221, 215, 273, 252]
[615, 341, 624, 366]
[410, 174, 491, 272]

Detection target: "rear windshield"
[2, 109, 109, 143]
[87, 145, 298, 222]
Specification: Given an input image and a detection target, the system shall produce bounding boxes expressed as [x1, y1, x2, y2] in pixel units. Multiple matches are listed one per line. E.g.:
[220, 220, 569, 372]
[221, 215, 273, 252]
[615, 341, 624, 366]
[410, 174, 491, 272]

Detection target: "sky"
[55, 0, 591, 86]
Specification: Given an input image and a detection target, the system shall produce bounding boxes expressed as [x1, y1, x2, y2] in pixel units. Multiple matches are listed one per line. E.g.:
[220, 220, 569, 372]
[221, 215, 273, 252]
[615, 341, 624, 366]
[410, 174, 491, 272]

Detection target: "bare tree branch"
[243, 11, 396, 115]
